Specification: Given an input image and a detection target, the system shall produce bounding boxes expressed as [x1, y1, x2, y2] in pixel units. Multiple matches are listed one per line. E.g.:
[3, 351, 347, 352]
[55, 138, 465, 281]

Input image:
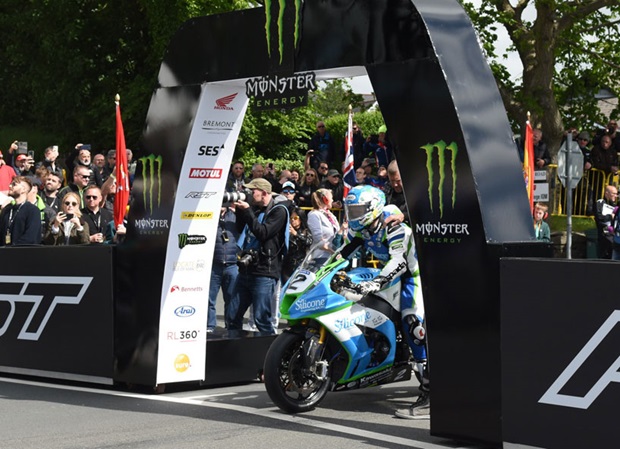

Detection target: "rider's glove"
[356, 276, 386, 295]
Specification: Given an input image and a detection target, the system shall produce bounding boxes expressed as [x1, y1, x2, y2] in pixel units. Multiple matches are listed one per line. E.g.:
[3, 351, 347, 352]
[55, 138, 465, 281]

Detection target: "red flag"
[114, 96, 130, 227]
[342, 106, 355, 197]
[524, 118, 535, 214]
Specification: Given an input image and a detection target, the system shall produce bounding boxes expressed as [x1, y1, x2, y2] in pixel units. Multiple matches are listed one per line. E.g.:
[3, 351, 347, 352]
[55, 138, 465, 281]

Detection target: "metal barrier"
[547, 165, 618, 216]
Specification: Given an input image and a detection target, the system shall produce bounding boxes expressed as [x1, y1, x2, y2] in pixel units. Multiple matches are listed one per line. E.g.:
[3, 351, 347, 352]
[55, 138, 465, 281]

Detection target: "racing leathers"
[339, 205, 428, 387]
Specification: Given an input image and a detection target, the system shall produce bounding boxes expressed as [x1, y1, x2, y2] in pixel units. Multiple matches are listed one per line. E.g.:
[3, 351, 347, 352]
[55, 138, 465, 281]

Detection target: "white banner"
[533, 183, 549, 202]
[156, 84, 248, 384]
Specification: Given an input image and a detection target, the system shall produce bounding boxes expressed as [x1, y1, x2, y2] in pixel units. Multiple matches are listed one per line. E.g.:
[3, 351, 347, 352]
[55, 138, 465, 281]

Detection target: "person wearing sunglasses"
[297, 168, 319, 208]
[44, 191, 89, 245]
[0, 176, 42, 246]
[58, 165, 93, 209]
[81, 185, 113, 244]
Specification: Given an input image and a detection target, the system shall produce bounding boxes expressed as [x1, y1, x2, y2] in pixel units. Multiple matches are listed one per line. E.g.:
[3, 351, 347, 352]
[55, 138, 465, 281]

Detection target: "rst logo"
[185, 192, 217, 199]
[174, 305, 196, 317]
[197, 145, 223, 156]
[0, 276, 93, 341]
[189, 168, 222, 179]
[539, 310, 620, 409]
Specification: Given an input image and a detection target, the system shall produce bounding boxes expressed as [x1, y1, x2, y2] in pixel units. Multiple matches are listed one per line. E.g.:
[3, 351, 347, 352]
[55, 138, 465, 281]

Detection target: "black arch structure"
[119, 1, 551, 445]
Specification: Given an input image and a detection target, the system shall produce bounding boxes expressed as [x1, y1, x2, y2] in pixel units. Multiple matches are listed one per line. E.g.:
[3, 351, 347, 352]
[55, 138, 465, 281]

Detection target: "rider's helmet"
[344, 185, 386, 232]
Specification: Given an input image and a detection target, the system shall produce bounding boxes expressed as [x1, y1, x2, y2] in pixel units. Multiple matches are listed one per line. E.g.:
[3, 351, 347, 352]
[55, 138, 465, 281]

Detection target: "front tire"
[264, 331, 331, 413]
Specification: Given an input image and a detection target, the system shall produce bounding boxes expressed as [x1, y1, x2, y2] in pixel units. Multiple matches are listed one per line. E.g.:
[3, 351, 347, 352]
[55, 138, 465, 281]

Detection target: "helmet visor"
[345, 203, 370, 221]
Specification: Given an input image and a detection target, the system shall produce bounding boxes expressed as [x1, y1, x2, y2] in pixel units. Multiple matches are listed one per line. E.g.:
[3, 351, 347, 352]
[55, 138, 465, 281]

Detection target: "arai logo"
[174, 305, 196, 317]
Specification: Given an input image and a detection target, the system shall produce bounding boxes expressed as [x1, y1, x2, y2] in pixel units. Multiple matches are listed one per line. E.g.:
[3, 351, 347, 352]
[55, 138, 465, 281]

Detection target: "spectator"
[209, 206, 240, 332]
[44, 191, 90, 245]
[282, 206, 312, 284]
[385, 160, 409, 218]
[595, 185, 618, 259]
[590, 135, 618, 174]
[355, 167, 368, 186]
[93, 153, 106, 177]
[274, 169, 292, 194]
[577, 131, 592, 170]
[0, 150, 17, 194]
[297, 168, 319, 208]
[533, 203, 551, 242]
[351, 122, 367, 170]
[40, 172, 63, 213]
[314, 162, 330, 183]
[533, 129, 551, 168]
[26, 177, 52, 241]
[307, 189, 346, 263]
[307, 120, 335, 170]
[320, 169, 344, 208]
[81, 185, 114, 244]
[102, 149, 116, 183]
[280, 181, 297, 205]
[100, 174, 116, 213]
[289, 169, 300, 186]
[375, 125, 393, 168]
[229, 178, 291, 336]
[75, 147, 103, 187]
[226, 161, 247, 192]
[13, 154, 35, 177]
[35, 145, 64, 184]
[593, 119, 620, 153]
[250, 163, 264, 180]
[58, 165, 93, 208]
[0, 176, 42, 246]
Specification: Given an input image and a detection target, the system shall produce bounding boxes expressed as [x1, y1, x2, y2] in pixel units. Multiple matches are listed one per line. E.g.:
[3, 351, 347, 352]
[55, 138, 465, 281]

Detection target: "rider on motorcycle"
[340, 185, 430, 419]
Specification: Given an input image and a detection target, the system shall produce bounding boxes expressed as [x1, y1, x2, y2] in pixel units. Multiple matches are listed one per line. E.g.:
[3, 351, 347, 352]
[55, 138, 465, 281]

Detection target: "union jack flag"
[342, 106, 356, 197]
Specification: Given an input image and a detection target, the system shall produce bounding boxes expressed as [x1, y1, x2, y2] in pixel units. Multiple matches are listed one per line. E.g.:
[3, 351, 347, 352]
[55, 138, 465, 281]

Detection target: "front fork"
[301, 323, 329, 381]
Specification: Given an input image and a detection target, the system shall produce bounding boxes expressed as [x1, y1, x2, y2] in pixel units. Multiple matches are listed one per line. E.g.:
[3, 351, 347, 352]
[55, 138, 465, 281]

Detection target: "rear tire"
[264, 331, 331, 413]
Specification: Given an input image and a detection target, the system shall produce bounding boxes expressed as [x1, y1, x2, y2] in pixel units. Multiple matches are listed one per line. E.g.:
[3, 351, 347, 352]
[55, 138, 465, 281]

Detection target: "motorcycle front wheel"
[264, 330, 331, 413]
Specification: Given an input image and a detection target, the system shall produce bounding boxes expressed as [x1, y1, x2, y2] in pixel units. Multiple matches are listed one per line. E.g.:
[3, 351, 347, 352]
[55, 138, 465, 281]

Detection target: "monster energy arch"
[117, 0, 550, 446]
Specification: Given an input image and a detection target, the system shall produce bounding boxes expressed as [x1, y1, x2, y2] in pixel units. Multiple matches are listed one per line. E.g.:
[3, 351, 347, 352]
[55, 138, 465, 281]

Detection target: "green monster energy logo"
[421, 141, 458, 218]
[264, 0, 302, 64]
[139, 154, 163, 214]
[178, 234, 207, 249]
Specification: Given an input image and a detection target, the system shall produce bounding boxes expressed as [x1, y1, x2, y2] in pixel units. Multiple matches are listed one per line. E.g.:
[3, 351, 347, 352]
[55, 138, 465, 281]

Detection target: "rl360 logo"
[0, 276, 93, 341]
[139, 154, 163, 214]
[421, 140, 458, 218]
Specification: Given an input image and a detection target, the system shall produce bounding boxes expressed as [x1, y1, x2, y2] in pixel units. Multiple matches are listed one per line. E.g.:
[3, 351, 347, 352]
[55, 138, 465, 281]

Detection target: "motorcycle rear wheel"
[264, 331, 331, 413]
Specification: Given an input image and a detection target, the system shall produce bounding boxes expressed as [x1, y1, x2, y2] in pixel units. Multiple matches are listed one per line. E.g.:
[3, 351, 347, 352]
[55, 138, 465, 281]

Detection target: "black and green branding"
[178, 234, 207, 249]
[421, 140, 458, 218]
[264, 0, 302, 64]
[139, 154, 163, 214]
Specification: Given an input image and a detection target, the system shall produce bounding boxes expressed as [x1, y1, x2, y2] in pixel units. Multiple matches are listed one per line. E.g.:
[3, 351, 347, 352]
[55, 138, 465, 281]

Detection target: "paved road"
[0, 374, 488, 449]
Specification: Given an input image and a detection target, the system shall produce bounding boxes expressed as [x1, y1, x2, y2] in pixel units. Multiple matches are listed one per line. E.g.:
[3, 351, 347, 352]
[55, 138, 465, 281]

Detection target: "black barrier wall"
[501, 258, 620, 449]
[118, 1, 549, 444]
[0, 246, 114, 384]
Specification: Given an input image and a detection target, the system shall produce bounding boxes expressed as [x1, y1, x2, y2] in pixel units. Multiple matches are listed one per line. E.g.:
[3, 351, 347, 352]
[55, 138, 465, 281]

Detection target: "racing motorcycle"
[263, 242, 413, 413]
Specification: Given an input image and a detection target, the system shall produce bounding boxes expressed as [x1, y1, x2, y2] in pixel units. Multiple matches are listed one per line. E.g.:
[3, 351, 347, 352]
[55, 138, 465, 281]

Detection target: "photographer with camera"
[228, 178, 291, 336]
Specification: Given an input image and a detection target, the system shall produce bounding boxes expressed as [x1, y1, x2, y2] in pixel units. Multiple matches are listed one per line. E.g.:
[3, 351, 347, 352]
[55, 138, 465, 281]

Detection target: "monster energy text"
[246, 72, 316, 111]
[178, 234, 207, 249]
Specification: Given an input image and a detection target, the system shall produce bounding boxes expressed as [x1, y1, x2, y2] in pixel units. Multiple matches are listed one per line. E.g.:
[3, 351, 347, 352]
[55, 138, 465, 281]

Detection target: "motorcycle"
[263, 242, 413, 413]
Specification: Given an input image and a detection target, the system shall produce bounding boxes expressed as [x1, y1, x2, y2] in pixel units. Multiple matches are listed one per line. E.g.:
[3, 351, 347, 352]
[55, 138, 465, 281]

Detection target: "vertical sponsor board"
[156, 84, 248, 384]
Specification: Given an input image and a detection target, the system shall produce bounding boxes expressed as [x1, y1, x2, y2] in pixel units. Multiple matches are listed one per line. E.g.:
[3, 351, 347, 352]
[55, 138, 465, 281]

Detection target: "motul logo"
[189, 168, 222, 179]
[214, 93, 237, 110]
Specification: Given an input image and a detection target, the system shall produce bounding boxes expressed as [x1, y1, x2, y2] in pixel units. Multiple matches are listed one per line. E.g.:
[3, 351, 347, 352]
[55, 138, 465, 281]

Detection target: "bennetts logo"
[178, 234, 207, 249]
[214, 93, 237, 110]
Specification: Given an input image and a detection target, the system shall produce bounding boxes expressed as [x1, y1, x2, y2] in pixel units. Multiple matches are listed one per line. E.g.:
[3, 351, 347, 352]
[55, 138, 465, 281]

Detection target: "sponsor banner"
[245, 72, 317, 111]
[533, 182, 549, 202]
[534, 169, 547, 182]
[156, 84, 248, 384]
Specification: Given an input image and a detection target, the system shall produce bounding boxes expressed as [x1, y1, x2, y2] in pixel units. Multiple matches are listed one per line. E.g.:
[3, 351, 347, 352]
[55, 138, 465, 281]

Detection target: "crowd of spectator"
[0, 141, 126, 247]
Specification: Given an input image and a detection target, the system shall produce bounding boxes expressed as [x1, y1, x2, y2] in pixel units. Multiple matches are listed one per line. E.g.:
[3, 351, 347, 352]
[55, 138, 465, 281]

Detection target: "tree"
[460, 0, 620, 156]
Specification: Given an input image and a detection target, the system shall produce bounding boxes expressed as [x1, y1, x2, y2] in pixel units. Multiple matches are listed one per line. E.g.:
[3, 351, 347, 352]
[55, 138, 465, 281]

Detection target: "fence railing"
[547, 165, 619, 216]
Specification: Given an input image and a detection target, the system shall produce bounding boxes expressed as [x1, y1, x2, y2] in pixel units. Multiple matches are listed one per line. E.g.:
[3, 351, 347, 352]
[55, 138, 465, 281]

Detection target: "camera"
[65, 213, 74, 221]
[237, 249, 257, 269]
[222, 191, 247, 204]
